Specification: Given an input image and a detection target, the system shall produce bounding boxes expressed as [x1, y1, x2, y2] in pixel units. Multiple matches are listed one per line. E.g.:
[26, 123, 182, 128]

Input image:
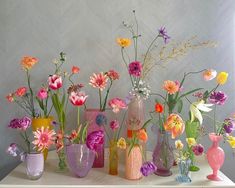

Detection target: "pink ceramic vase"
[206, 133, 225, 181]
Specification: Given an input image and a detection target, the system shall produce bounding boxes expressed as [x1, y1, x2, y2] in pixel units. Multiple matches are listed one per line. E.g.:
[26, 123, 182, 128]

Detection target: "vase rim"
[209, 132, 222, 137]
[85, 108, 105, 112]
[27, 152, 43, 156]
[32, 116, 53, 120]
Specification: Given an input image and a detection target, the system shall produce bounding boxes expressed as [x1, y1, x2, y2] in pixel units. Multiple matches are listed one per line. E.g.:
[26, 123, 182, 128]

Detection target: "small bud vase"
[206, 133, 225, 181]
[176, 158, 192, 183]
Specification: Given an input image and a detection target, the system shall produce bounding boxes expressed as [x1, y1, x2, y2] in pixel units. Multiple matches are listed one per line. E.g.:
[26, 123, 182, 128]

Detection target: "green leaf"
[61, 93, 66, 107]
[81, 123, 88, 144]
[177, 99, 183, 113]
[141, 119, 152, 129]
[128, 142, 134, 157]
[178, 88, 203, 100]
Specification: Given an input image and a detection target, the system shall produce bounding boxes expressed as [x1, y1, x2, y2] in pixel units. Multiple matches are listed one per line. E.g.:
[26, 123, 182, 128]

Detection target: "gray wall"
[1, 0, 235, 182]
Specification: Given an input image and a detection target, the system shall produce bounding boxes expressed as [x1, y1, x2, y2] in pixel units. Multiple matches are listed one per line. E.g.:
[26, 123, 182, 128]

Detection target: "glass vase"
[125, 145, 143, 180]
[57, 148, 67, 171]
[153, 129, 174, 176]
[109, 140, 118, 175]
[176, 158, 192, 183]
[32, 117, 54, 161]
[66, 144, 95, 178]
[23, 153, 44, 180]
[85, 109, 106, 168]
[206, 133, 225, 181]
[185, 120, 200, 171]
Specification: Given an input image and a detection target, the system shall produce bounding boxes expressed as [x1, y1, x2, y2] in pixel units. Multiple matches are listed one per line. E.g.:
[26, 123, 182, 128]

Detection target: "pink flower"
[128, 61, 142, 77]
[48, 75, 62, 90]
[37, 88, 48, 100]
[110, 120, 120, 130]
[6, 93, 14, 102]
[32, 127, 56, 152]
[106, 70, 119, 80]
[69, 91, 88, 106]
[108, 98, 127, 113]
[203, 69, 217, 81]
[89, 72, 108, 91]
[15, 87, 27, 97]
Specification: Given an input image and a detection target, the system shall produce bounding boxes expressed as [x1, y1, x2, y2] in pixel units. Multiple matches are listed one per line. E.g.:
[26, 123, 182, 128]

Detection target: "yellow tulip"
[117, 137, 127, 149]
[186, 138, 196, 147]
[227, 136, 235, 148]
[116, 38, 131, 48]
[216, 72, 228, 85]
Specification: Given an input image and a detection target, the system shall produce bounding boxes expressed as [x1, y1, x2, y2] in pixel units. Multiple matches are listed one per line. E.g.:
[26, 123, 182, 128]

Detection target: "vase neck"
[212, 141, 219, 147]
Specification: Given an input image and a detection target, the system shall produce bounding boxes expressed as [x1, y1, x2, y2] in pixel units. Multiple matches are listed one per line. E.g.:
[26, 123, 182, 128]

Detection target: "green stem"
[26, 70, 35, 117]
[117, 111, 127, 141]
[102, 80, 113, 111]
[77, 107, 80, 128]
[15, 101, 31, 116]
[99, 89, 102, 110]
[214, 105, 217, 133]
[121, 48, 134, 86]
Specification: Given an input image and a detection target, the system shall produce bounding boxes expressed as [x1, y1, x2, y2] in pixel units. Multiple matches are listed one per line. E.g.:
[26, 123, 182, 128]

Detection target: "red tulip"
[69, 91, 88, 106]
[48, 75, 62, 90]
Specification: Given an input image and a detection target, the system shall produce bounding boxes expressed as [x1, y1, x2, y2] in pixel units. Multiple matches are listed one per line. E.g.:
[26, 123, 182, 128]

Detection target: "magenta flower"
[37, 88, 48, 100]
[158, 27, 170, 44]
[223, 118, 235, 134]
[8, 116, 31, 131]
[209, 91, 227, 105]
[140, 161, 157, 176]
[110, 120, 120, 130]
[192, 144, 204, 156]
[128, 61, 142, 77]
[6, 143, 18, 157]
[86, 130, 104, 152]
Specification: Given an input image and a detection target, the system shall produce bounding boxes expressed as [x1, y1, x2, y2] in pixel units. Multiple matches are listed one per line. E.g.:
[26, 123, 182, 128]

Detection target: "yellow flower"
[175, 140, 184, 150]
[186, 138, 196, 147]
[116, 38, 131, 48]
[216, 72, 228, 85]
[227, 136, 235, 148]
[117, 137, 126, 149]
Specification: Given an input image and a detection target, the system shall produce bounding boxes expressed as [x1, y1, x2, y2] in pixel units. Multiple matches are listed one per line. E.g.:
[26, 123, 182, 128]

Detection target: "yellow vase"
[32, 117, 54, 161]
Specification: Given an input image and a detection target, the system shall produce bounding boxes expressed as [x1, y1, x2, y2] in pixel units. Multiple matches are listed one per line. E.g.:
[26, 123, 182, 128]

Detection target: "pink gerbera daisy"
[89, 72, 108, 91]
[32, 127, 56, 152]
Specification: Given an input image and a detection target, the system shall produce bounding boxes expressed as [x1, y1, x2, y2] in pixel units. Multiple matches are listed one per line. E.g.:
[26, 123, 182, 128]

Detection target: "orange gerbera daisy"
[89, 72, 108, 91]
[164, 113, 185, 139]
[21, 56, 38, 70]
[137, 129, 148, 142]
[163, 80, 179, 95]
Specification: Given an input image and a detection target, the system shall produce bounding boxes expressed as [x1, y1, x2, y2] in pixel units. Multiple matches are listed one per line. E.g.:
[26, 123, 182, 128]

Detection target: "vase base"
[155, 169, 172, 177]
[207, 174, 223, 181]
[176, 175, 192, 183]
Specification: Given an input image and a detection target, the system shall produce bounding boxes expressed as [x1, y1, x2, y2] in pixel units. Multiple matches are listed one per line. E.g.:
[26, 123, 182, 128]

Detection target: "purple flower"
[192, 144, 204, 156]
[110, 120, 119, 130]
[128, 61, 142, 77]
[158, 27, 170, 44]
[209, 91, 227, 105]
[86, 130, 104, 152]
[140, 161, 157, 177]
[95, 114, 107, 126]
[6, 143, 18, 157]
[8, 116, 31, 131]
[223, 118, 235, 134]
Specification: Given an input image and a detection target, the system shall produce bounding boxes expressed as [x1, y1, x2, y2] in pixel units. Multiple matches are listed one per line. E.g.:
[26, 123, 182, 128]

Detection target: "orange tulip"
[137, 129, 148, 142]
[164, 113, 185, 139]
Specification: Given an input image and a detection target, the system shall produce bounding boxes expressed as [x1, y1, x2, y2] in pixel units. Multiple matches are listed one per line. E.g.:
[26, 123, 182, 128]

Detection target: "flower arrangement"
[89, 70, 119, 111]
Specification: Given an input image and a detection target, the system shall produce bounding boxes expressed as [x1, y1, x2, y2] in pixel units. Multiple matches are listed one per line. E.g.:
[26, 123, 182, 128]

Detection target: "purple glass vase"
[84, 109, 106, 168]
[152, 129, 174, 176]
[66, 144, 95, 178]
[23, 153, 44, 180]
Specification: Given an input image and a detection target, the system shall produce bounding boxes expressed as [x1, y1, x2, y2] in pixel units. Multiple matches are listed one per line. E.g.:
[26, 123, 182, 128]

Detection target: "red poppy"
[155, 103, 164, 113]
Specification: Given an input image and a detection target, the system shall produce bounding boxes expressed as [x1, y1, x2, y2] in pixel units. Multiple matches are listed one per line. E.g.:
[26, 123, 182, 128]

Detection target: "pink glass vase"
[84, 109, 106, 168]
[127, 96, 144, 137]
[206, 133, 225, 181]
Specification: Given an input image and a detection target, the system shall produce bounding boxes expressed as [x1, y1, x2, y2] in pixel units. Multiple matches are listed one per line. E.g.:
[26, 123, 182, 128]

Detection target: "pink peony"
[192, 144, 204, 156]
[48, 75, 62, 90]
[128, 61, 142, 77]
[69, 91, 88, 106]
[108, 98, 127, 113]
[37, 88, 48, 100]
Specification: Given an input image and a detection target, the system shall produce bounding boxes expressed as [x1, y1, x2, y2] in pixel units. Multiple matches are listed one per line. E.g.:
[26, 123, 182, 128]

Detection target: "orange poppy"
[155, 103, 164, 113]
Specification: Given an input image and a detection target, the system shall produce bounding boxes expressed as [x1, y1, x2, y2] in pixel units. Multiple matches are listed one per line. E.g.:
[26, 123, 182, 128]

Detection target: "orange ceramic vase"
[125, 145, 143, 180]
[32, 117, 54, 160]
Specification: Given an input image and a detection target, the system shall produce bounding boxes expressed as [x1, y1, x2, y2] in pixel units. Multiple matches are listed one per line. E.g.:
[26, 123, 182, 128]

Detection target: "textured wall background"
[1, 0, 235, 181]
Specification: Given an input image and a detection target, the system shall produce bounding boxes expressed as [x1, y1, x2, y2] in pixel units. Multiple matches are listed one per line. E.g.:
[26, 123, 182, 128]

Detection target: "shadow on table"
[10, 170, 27, 180]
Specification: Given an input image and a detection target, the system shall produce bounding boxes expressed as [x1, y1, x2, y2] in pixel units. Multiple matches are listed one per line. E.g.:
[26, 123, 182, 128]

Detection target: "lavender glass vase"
[152, 129, 174, 176]
[85, 109, 106, 168]
[66, 144, 95, 178]
[23, 153, 44, 180]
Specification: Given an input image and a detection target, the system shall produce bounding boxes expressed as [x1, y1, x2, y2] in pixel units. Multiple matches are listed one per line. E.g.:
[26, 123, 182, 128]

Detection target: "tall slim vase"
[152, 129, 174, 176]
[85, 109, 106, 168]
[206, 133, 225, 181]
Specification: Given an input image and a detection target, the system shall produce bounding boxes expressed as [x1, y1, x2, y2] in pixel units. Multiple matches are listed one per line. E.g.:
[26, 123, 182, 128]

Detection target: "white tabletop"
[0, 149, 234, 188]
